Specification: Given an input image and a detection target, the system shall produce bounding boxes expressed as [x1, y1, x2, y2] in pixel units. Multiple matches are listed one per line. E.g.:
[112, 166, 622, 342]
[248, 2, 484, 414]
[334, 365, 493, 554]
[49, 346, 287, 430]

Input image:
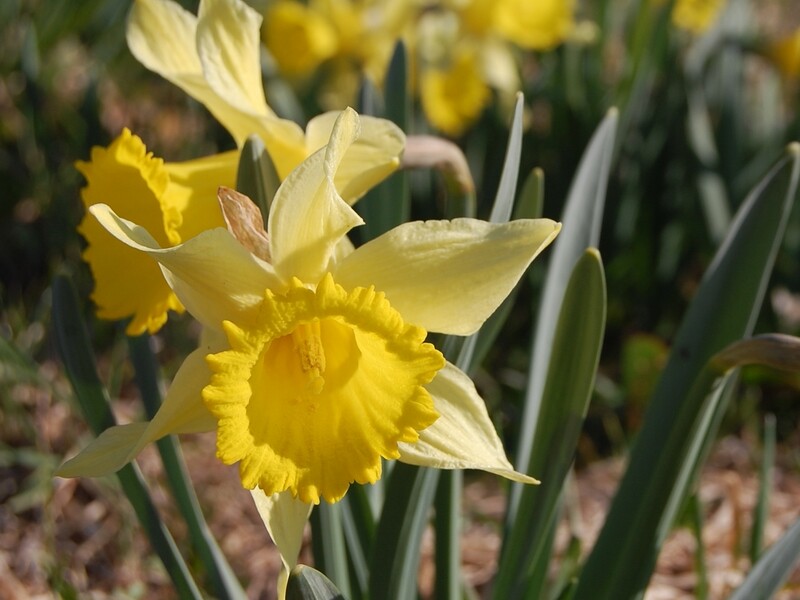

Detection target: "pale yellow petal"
[56, 423, 150, 478]
[194, 0, 308, 175]
[56, 346, 217, 478]
[163, 150, 238, 241]
[250, 489, 313, 600]
[398, 362, 539, 484]
[128, 0, 307, 175]
[127, 0, 202, 86]
[304, 112, 405, 204]
[90, 203, 281, 330]
[333, 218, 561, 335]
[268, 108, 364, 283]
[127, 0, 217, 111]
[196, 0, 271, 118]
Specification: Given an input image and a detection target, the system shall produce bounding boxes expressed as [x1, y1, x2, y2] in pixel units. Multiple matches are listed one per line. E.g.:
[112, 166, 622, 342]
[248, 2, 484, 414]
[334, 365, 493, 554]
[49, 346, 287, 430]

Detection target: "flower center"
[291, 320, 327, 394]
[203, 273, 445, 504]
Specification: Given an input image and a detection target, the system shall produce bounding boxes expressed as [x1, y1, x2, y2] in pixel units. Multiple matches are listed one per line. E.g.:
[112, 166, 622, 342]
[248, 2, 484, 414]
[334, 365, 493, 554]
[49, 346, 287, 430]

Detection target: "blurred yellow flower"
[76, 129, 236, 335]
[421, 48, 492, 136]
[768, 28, 800, 78]
[493, 0, 575, 50]
[262, 1, 338, 76]
[671, 0, 726, 34]
[128, 0, 404, 181]
[60, 109, 560, 588]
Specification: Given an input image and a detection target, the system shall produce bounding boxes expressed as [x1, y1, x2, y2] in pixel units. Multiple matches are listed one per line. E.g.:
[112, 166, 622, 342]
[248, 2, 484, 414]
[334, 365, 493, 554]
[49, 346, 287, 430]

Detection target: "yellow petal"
[127, 0, 216, 111]
[90, 204, 281, 331]
[305, 112, 406, 204]
[127, 0, 202, 83]
[128, 0, 307, 177]
[203, 274, 444, 504]
[163, 150, 238, 241]
[263, 1, 338, 76]
[56, 345, 218, 478]
[671, 0, 725, 34]
[333, 218, 561, 335]
[56, 423, 150, 478]
[76, 129, 183, 335]
[494, 0, 575, 50]
[421, 48, 492, 136]
[196, 0, 271, 118]
[250, 489, 313, 600]
[269, 108, 364, 284]
[398, 362, 539, 485]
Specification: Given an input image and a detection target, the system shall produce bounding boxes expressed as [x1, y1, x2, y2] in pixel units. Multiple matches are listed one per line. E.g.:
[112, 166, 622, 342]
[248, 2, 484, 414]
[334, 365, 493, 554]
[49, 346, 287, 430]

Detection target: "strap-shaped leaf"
[574, 145, 800, 600]
[237, 134, 280, 220]
[286, 565, 345, 600]
[730, 515, 800, 600]
[510, 109, 617, 520]
[52, 275, 203, 599]
[495, 249, 606, 599]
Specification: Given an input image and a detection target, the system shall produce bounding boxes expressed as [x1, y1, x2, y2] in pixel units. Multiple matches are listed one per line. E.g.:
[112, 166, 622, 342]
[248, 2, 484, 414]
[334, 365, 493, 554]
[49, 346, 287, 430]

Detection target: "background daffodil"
[59, 108, 560, 592]
[127, 0, 403, 188]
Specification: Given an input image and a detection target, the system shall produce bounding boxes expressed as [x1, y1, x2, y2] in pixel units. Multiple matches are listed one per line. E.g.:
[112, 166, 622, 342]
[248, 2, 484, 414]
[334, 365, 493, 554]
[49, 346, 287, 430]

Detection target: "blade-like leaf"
[237, 134, 280, 220]
[52, 275, 203, 599]
[495, 249, 606, 599]
[490, 92, 525, 223]
[128, 335, 247, 600]
[311, 502, 352, 599]
[368, 463, 439, 600]
[574, 145, 800, 600]
[286, 565, 346, 600]
[510, 109, 618, 520]
[730, 515, 800, 600]
[354, 43, 409, 241]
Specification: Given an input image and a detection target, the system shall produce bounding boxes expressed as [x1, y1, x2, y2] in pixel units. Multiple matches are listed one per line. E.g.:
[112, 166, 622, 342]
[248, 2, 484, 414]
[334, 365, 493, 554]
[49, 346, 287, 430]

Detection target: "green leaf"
[127, 335, 247, 600]
[51, 275, 203, 600]
[368, 463, 439, 600]
[750, 414, 776, 563]
[236, 134, 280, 220]
[286, 565, 346, 600]
[495, 249, 606, 599]
[574, 145, 800, 600]
[353, 43, 410, 241]
[311, 502, 352, 599]
[510, 108, 617, 519]
[730, 515, 800, 600]
[491, 93, 525, 223]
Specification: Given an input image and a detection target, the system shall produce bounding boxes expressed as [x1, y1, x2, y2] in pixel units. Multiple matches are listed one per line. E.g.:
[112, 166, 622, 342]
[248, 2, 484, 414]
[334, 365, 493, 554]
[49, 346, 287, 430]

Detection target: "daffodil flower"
[127, 0, 403, 187]
[77, 109, 403, 335]
[59, 108, 560, 592]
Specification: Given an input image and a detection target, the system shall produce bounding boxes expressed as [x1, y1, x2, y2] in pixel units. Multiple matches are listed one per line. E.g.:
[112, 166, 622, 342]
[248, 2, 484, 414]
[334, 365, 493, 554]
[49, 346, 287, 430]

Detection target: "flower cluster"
[63, 1, 563, 593]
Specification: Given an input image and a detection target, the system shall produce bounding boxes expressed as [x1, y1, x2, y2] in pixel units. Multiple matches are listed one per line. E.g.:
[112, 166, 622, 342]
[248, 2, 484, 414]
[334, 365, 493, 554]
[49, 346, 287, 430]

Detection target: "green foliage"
[5, 0, 800, 597]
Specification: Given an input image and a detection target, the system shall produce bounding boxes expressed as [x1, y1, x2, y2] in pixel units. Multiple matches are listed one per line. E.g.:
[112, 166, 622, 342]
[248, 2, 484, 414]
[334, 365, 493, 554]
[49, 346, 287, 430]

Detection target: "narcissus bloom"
[59, 108, 559, 589]
[670, 0, 726, 34]
[128, 0, 401, 183]
[76, 130, 236, 335]
[77, 112, 403, 335]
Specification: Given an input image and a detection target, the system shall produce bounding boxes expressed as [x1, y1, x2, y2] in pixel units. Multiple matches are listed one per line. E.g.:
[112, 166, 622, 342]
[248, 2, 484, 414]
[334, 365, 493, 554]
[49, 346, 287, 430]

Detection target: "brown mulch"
[3, 360, 800, 599]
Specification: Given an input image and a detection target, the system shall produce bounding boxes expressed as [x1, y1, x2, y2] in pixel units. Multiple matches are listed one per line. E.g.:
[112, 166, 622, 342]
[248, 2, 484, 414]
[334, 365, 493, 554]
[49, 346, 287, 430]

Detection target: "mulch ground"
[3, 360, 800, 599]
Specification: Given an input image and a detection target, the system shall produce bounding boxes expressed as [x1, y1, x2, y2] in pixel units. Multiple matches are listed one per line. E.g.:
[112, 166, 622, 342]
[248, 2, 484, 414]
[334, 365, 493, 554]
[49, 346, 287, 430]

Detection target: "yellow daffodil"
[262, 1, 338, 77]
[77, 109, 403, 335]
[421, 47, 493, 136]
[76, 129, 237, 335]
[493, 0, 575, 51]
[670, 0, 726, 35]
[768, 28, 800, 79]
[59, 108, 560, 591]
[127, 0, 402, 186]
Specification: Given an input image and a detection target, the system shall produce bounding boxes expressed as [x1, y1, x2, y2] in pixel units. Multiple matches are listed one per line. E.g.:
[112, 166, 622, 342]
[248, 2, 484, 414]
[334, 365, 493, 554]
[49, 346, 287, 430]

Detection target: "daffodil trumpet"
[60, 108, 560, 594]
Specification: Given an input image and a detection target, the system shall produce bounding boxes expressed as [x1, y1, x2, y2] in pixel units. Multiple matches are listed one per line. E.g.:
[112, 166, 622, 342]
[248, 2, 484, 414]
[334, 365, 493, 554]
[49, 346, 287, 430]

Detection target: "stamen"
[291, 320, 326, 394]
